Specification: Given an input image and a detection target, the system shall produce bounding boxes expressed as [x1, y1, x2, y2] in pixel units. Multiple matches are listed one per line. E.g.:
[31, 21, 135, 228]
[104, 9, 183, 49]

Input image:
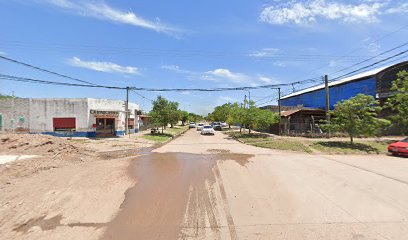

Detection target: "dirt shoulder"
[0, 133, 154, 240]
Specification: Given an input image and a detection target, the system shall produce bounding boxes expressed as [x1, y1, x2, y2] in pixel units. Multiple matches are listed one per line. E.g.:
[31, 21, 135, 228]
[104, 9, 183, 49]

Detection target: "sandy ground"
[3, 130, 408, 239]
[102, 129, 408, 240]
[0, 133, 153, 240]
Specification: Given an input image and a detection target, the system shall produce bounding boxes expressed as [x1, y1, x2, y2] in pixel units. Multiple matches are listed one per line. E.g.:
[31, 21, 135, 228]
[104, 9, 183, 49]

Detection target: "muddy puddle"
[101, 151, 253, 240]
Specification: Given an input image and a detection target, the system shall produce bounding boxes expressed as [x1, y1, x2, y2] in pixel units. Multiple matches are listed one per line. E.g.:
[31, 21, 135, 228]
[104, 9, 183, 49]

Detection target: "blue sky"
[1, 0, 408, 114]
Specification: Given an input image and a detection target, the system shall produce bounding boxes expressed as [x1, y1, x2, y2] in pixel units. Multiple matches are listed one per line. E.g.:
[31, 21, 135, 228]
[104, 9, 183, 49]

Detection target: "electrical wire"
[0, 55, 98, 86]
[0, 74, 125, 89]
[330, 49, 408, 81]
[330, 41, 408, 76]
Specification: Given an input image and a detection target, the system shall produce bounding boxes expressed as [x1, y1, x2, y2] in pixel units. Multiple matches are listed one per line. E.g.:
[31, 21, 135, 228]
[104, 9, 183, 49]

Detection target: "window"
[53, 118, 76, 131]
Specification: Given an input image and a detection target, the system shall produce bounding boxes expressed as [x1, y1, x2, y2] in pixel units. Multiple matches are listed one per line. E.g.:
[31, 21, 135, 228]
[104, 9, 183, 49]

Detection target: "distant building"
[280, 61, 408, 110]
[0, 98, 140, 137]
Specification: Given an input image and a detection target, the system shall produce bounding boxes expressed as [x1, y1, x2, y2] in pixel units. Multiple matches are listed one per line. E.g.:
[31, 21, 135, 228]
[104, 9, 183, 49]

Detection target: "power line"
[130, 89, 154, 102]
[0, 55, 98, 86]
[330, 41, 408, 76]
[331, 49, 408, 81]
[0, 74, 125, 89]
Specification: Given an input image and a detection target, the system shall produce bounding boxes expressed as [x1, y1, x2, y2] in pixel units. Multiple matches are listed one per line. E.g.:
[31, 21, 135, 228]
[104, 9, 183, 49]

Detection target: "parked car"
[201, 125, 215, 135]
[388, 137, 408, 157]
[221, 122, 228, 127]
[189, 122, 196, 128]
[197, 123, 204, 131]
[213, 122, 222, 131]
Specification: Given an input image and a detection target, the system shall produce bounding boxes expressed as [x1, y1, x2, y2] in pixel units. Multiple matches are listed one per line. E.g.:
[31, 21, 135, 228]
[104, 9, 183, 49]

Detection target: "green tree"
[386, 71, 408, 134]
[180, 111, 189, 125]
[325, 94, 390, 144]
[149, 96, 170, 134]
[212, 103, 233, 122]
[149, 96, 182, 133]
[168, 101, 180, 128]
[226, 103, 241, 129]
[241, 100, 279, 135]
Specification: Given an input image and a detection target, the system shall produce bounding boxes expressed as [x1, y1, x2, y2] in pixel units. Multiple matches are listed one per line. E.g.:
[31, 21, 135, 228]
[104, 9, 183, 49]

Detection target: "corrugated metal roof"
[281, 64, 392, 100]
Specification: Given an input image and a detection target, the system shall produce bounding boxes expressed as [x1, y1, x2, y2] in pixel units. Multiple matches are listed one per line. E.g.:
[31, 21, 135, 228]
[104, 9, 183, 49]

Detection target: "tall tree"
[325, 94, 390, 144]
[149, 96, 170, 134]
[180, 111, 189, 125]
[212, 103, 233, 122]
[386, 70, 408, 134]
[168, 101, 180, 128]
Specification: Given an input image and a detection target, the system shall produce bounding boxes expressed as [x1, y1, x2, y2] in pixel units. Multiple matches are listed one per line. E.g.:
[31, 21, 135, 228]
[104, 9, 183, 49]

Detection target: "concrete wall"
[0, 98, 30, 132]
[29, 98, 90, 132]
[0, 98, 140, 136]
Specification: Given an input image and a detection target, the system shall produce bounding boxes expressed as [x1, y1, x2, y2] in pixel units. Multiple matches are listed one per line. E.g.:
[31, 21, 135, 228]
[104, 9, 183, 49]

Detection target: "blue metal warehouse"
[280, 61, 408, 110]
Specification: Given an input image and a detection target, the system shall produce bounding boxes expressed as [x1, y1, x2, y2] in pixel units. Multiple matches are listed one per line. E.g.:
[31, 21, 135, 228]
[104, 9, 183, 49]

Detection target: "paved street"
[102, 129, 408, 240]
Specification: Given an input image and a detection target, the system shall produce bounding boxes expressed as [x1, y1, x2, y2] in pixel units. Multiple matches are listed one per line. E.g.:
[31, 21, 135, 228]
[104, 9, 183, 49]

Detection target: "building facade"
[280, 61, 408, 110]
[0, 98, 140, 137]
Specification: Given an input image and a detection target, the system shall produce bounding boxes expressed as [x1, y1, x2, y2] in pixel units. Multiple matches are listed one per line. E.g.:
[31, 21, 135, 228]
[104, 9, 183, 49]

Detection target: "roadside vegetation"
[148, 95, 202, 132]
[207, 100, 280, 134]
[385, 70, 408, 134]
[226, 131, 390, 154]
[142, 125, 188, 143]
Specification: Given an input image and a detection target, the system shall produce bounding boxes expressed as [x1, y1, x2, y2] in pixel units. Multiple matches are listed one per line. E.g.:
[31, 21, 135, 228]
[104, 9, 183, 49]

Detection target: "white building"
[0, 98, 140, 137]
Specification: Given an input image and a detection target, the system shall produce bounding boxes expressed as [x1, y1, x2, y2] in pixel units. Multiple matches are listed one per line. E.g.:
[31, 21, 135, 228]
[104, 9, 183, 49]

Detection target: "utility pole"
[278, 87, 281, 135]
[324, 75, 330, 137]
[125, 87, 129, 136]
[277, 88, 281, 117]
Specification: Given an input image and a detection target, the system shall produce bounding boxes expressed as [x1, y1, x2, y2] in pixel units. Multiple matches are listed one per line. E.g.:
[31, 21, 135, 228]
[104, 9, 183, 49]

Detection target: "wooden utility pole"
[324, 75, 330, 137]
[125, 87, 129, 136]
[278, 88, 281, 117]
[278, 87, 281, 135]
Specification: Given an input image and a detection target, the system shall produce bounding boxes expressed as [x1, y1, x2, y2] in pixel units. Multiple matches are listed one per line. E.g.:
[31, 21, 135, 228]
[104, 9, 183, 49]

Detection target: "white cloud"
[42, 0, 180, 36]
[385, 3, 408, 13]
[69, 57, 140, 75]
[249, 48, 279, 57]
[160, 65, 194, 75]
[258, 76, 281, 84]
[0, 50, 5, 55]
[260, 0, 383, 25]
[161, 64, 282, 86]
[218, 96, 239, 103]
[161, 65, 249, 83]
[206, 69, 248, 83]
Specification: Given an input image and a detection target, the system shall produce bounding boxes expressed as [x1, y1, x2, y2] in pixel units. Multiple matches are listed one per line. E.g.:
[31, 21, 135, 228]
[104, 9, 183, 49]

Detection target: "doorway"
[96, 118, 115, 136]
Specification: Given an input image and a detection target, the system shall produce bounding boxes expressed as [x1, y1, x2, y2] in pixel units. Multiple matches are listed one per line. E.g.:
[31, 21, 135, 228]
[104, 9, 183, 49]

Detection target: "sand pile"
[0, 133, 92, 157]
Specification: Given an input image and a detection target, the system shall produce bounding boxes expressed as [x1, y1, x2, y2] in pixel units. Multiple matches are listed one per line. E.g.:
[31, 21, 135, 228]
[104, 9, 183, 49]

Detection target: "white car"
[201, 125, 215, 135]
[221, 122, 228, 127]
[197, 123, 204, 131]
[189, 122, 196, 128]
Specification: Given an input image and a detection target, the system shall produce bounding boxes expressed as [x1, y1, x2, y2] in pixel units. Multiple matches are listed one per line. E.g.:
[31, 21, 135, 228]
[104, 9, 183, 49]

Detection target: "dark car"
[388, 137, 408, 157]
[213, 122, 222, 131]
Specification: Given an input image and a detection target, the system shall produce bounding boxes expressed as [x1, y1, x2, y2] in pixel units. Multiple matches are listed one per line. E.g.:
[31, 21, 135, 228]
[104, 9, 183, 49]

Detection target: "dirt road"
[101, 129, 408, 240]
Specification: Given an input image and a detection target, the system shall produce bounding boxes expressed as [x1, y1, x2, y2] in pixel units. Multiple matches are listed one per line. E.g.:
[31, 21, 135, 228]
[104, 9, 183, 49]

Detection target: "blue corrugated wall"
[281, 77, 377, 109]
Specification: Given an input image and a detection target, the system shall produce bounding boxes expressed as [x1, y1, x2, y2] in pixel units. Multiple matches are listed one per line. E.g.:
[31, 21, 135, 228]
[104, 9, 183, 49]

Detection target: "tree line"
[207, 101, 280, 135]
[148, 70, 408, 141]
[149, 96, 203, 134]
